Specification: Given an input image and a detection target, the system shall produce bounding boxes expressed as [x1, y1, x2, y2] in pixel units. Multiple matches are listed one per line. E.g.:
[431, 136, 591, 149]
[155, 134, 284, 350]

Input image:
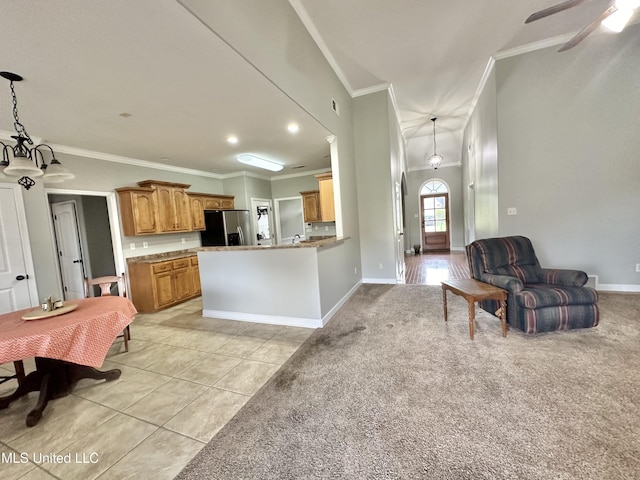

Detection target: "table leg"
[468, 300, 475, 340]
[442, 285, 448, 322]
[0, 358, 121, 427]
[499, 299, 507, 337]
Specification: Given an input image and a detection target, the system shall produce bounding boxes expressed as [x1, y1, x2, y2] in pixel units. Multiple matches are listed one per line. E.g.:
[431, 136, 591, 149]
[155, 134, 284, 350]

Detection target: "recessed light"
[227, 135, 238, 144]
[287, 123, 299, 133]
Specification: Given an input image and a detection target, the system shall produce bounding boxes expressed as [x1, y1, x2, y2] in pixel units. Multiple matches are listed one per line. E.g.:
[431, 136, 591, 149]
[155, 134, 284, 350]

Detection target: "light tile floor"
[0, 298, 314, 480]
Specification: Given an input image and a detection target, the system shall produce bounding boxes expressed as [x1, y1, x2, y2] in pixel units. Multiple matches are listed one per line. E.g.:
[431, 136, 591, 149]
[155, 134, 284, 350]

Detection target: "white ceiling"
[292, 0, 640, 170]
[1, 1, 637, 177]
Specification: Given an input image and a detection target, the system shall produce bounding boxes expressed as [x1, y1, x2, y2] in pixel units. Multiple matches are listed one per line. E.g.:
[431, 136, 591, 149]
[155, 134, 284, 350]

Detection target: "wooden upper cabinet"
[116, 187, 158, 236]
[301, 172, 335, 223]
[200, 193, 235, 211]
[116, 180, 234, 235]
[138, 180, 192, 233]
[189, 195, 206, 231]
[316, 172, 335, 222]
[301, 190, 321, 222]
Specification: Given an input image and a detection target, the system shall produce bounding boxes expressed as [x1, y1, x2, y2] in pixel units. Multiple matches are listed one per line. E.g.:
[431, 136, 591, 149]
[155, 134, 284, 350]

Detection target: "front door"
[421, 193, 450, 252]
[0, 184, 38, 313]
[52, 201, 85, 300]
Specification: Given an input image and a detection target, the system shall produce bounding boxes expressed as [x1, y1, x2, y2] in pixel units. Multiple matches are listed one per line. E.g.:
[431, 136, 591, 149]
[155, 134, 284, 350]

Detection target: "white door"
[395, 182, 405, 282]
[51, 201, 85, 300]
[251, 198, 275, 246]
[0, 184, 38, 313]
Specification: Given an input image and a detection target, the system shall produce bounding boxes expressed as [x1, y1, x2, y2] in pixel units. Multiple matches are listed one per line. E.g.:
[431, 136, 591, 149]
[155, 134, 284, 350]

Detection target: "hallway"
[403, 251, 470, 285]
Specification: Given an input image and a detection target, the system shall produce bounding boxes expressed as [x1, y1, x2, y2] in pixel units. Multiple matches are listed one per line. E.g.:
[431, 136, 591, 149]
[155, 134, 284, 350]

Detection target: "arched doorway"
[419, 180, 450, 252]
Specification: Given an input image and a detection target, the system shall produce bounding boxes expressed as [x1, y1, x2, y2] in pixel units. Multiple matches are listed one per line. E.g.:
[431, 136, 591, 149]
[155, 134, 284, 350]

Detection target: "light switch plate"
[507, 208, 517, 215]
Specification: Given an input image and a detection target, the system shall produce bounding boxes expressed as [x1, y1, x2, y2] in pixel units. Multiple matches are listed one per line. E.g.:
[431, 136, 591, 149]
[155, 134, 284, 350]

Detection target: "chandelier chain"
[9, 80, 33, 145]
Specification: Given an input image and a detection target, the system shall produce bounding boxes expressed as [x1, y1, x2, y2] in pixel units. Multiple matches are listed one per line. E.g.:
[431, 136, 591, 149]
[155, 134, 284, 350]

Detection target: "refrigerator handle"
[238, 226, 245, 245]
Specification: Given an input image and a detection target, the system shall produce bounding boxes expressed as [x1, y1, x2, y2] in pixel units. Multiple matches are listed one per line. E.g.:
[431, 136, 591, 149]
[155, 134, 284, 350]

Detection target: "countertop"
[127, 237, 348, 263]
[126, 249, 198, 264]
[197, 236, 348, 252]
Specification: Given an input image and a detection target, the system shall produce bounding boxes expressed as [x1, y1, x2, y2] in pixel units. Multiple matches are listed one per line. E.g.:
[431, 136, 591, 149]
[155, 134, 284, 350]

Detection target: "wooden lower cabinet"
[128, 255, 200, 312]
[191, 256, 201, 295]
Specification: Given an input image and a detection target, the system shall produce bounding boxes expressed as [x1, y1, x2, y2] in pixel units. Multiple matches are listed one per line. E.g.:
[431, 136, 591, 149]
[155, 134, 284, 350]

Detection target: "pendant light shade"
[0, 71, 74, 189]
[427, 117, 443, 169]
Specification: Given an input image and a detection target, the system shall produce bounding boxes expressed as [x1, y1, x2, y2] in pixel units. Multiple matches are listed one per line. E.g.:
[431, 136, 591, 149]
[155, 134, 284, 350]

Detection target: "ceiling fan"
[525, 0, 640, 52]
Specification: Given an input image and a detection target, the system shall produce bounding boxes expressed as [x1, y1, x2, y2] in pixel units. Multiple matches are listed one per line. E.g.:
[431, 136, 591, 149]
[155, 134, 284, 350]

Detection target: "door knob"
[73, 259, 83, 264]
[16, 275, 28, 281]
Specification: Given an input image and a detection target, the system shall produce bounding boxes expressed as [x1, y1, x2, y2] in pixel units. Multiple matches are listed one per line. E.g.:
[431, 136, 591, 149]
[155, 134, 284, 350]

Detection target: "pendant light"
[427, 117, 443, 169]
[0, 71, 74, 190]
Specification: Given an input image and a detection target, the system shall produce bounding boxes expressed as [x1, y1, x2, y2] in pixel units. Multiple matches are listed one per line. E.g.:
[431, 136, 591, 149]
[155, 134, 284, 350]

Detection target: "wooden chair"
[83, 273, 131, 352]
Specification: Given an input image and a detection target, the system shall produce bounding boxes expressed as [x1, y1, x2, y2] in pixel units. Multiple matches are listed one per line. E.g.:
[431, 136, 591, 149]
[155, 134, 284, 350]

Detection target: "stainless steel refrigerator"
[200, 210, 253, 246]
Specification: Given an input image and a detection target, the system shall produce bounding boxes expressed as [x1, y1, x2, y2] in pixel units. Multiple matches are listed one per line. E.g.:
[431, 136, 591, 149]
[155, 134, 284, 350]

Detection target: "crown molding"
[493, 32, 574, 60]
[352, 82, 390, 98]
[288, 0, 354, 95]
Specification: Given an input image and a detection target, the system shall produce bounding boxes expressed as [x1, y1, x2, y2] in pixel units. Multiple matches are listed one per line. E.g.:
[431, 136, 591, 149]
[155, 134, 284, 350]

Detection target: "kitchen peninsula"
[196, 236, 354, 328]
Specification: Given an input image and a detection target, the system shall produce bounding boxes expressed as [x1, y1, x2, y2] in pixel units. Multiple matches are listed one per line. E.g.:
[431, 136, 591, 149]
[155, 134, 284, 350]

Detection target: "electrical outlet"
[143, 242, 148, 249]
[181, 237, 186, 244]
[325, 226, 329, 231]
[636, 263, 640, 273]
[378, 263, 383, 270]
[354, 266, 358, 275]
[129, 243, 135, 250]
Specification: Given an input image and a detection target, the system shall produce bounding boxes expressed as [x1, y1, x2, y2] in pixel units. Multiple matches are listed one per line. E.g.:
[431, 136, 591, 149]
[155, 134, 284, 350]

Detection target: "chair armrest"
[479, 273, 523, 293]
[540, 268, 587, 287]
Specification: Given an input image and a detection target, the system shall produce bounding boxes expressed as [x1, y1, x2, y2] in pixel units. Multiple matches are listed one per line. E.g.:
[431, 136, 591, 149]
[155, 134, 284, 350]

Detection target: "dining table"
[0, 296, 137, 427]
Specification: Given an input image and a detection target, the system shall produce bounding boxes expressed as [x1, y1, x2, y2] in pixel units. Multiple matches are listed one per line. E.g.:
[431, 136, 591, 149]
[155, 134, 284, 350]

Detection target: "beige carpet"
[177, 285, 640, 479]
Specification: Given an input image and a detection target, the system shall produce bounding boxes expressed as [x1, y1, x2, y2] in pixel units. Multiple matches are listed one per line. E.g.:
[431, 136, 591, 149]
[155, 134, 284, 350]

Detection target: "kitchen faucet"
[292, 234, 301, 244]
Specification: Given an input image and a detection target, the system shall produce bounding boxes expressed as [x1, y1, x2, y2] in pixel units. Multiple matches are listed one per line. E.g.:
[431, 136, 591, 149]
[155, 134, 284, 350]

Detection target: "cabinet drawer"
[152, 261, 173, 274]
[190, 256, 198, 266]
[172, 258, 190, 269]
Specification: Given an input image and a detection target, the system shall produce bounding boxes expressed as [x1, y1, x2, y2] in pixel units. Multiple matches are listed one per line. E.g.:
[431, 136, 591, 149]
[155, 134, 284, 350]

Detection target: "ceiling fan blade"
[525, 0, 587, 23]
[558, 4, 617, 52]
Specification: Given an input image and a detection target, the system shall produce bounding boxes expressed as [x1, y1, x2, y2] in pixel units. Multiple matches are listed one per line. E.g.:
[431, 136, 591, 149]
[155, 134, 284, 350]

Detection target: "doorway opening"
[419, 179, 450, 252]
[46, 189, 125, 301]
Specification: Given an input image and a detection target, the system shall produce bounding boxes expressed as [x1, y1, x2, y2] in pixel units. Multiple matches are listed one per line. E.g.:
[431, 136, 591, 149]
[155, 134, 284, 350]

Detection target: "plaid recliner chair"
[466, 236, 599, 334]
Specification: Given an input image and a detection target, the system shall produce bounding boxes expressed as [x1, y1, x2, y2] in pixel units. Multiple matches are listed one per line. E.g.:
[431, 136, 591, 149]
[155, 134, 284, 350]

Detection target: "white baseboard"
[202, 281, 363, 329]
[588, 274, 640, 293]
[362, 277, 398, 284]
[202, 309, 324, 328]
[321, 280, 362, 326]
[597, 284, 640, 293]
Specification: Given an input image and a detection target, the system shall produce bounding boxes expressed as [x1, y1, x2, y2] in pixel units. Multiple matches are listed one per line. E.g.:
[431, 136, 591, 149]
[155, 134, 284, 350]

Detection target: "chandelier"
[427, 117, 443, 169]
[0, 71, 74, 190]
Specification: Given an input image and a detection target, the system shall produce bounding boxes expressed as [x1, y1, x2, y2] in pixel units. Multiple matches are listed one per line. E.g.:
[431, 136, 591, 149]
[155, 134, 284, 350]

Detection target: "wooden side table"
[441, 279, 507, 340]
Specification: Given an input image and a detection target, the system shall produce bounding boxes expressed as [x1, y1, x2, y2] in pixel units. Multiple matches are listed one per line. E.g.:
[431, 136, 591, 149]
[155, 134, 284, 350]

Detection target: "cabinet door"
[190, 196, 205, 230]
[318, 178, 335, 222]
[173, 189, 192, 231]
[220, 198, 234, 209]
[154, 270, 175, 308]
[191, 257, 201, 295]
[203, 197, 221, 210]
[131, 191, 157, 234]
[173, 267, 193, 301]
[301, 191, 321, 222]
[155, 185, 176, 232]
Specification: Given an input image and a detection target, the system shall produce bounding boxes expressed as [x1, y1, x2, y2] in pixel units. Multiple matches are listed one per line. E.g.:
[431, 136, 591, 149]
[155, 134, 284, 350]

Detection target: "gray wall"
[181, 0, 363, 287]
[406, 166, 465, 251]
[494, 29, 640, 287]
[463, 26, 640, 288]
[462, 68, 499, 244]
[354, 91, 396, 281]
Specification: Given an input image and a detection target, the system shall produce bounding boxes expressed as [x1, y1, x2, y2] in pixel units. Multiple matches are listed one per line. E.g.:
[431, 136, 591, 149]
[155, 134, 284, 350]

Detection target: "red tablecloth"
[0, 297, 137, 368]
